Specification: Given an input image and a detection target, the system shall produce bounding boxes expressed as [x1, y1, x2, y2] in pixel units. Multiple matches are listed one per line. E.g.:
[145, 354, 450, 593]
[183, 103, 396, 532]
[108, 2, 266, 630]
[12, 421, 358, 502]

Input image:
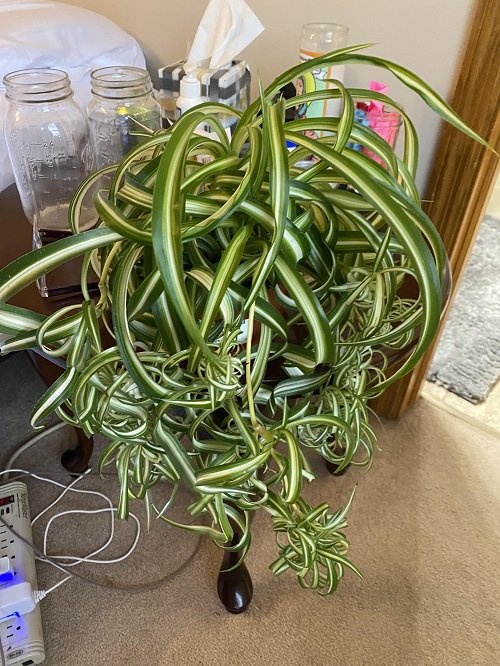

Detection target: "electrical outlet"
[0, 482, 45, 665]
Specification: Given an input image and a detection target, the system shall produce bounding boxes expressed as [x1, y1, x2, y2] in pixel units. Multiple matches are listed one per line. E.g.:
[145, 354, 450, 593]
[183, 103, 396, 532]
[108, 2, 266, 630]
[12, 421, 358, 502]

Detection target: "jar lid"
[90, 66, 153, 100]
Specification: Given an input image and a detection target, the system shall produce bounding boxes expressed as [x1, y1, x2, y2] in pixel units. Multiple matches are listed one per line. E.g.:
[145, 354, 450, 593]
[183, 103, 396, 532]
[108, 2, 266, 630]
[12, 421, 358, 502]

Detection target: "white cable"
[0, 468, 141, 595]
[32, 467, 91, 526]
[43, 504, 115, 566]
[4, 422, 67, 477]
[44, 576, 72, 595]
[0, 499, 202, 594]
[44, 509, 141, 565]
[0, 429, 203, 597]
[0, 468, 87, 490]
[31, 468, 121, 566]
[2, 468, 140, 565]
[5, 468, 126, 567]
[32, 590, 48, 605]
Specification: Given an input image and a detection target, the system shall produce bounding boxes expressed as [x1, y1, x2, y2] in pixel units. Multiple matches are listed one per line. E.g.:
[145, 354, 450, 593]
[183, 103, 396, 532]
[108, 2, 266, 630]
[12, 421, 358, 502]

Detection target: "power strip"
[0, 482, 45, 665]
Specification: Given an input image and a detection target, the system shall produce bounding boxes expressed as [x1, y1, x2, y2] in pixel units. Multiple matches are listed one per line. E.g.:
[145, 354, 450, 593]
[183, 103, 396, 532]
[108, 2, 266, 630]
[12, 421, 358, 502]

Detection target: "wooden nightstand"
[0, 184, 93, 473]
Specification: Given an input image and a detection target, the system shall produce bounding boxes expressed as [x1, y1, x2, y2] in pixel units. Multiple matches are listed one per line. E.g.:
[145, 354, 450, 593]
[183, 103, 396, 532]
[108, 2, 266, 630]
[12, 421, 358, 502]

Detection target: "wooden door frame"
[374, 0, 500, 419]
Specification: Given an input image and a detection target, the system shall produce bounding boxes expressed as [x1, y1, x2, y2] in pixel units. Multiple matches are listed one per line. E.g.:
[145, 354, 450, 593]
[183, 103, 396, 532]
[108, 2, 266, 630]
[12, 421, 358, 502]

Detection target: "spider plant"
[0, 45, 485, 595]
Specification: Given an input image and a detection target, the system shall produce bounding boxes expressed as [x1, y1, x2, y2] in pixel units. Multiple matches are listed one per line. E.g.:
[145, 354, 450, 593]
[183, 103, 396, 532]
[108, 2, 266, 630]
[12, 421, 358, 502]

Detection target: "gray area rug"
[428, 214, 500, 403]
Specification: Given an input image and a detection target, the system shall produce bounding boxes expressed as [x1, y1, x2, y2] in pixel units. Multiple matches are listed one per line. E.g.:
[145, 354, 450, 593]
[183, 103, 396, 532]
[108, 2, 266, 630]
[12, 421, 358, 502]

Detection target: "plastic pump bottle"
[175, 70, 203, 117]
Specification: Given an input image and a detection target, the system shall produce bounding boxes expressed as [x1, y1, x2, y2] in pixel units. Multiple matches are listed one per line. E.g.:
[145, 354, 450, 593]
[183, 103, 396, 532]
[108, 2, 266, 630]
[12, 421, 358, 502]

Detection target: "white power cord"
[0, 426, 203, 600]
[4, 422, 142, 588]
[0, 425, 202, 666]
[4, 421, 67, 476]
[0, 467, 141, 601]
[0, 475, 202, 593]
[30, 468, 141, 567]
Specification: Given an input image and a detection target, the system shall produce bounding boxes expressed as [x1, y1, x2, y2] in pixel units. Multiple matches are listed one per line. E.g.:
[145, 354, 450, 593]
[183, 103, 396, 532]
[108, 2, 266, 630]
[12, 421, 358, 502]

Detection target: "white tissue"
[186, 0, 264, 71]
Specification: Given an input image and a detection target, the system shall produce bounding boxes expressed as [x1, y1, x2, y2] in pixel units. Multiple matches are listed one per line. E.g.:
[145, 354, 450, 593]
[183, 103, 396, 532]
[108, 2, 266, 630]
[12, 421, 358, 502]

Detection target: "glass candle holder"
[298, 22, 350, 122]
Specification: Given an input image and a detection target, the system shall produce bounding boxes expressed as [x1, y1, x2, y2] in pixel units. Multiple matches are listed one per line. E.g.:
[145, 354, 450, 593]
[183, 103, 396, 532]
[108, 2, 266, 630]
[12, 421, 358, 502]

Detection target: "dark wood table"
[1, 183, 93, 473]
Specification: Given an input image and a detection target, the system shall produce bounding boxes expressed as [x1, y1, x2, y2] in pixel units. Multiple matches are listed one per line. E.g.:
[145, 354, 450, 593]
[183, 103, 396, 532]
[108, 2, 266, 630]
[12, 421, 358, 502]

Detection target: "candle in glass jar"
[298, 22, 350, 123]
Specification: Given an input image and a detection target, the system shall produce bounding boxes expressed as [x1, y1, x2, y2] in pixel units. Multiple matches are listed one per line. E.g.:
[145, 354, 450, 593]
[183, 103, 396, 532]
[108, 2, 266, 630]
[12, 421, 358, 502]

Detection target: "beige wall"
[64, 0, 475, 190]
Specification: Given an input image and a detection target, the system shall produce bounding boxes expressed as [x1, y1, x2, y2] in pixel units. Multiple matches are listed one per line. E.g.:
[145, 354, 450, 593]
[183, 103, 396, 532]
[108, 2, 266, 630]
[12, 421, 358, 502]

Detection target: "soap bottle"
[175, 69, 214, 162]
[175, 70, 204, 117]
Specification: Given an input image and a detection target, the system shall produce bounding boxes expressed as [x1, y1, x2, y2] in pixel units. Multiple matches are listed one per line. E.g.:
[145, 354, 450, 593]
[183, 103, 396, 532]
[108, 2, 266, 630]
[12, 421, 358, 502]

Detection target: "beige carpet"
[1, 354, 499, 665]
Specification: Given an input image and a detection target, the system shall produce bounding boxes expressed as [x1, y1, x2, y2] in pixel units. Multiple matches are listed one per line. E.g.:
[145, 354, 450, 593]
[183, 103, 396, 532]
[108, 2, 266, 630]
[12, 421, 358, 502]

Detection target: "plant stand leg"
[61, 430, 93, 474]
[217, 524, 253, 614]
[325, 460, 349, 475]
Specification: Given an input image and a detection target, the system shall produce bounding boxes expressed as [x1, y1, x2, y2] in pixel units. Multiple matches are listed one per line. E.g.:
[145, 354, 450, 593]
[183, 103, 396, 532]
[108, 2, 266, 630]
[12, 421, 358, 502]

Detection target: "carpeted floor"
[1, 352, 499, 665]
[428, 214, 500, 403]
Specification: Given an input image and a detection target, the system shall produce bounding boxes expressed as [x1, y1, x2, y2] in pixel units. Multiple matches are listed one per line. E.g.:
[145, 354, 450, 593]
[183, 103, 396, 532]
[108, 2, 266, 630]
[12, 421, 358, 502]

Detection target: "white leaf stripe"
[152, 111, 221, 366]
[112, 245, 168, 399]
[284, 130, 441, 381]
[0, 228, 120, 303]
[195, 446, 272, 486]
[0, 304, 44, 336]
[274, 256, 336, 365]
[244, 99, 289, 306]
[30, 367, 78, 428]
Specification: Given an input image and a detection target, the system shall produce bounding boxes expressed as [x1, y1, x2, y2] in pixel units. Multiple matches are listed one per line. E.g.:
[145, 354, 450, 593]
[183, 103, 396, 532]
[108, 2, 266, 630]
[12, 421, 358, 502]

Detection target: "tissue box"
[157, 59, 251, 129]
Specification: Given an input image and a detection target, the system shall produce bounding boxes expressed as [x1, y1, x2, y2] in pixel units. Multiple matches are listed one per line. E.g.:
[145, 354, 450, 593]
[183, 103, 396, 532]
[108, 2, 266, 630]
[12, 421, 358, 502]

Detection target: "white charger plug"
[0, 556, 14, 584]
[0, 581, 36, 621]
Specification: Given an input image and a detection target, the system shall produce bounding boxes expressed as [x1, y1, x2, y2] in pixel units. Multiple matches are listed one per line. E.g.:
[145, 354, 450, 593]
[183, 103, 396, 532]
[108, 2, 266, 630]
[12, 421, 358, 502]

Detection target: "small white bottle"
[175, 70, 203, 117]
[175, 69, 214, 162]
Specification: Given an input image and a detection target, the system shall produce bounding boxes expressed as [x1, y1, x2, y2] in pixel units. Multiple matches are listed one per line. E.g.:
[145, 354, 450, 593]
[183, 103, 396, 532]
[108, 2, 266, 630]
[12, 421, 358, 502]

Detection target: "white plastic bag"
[0, 0, 146, 192]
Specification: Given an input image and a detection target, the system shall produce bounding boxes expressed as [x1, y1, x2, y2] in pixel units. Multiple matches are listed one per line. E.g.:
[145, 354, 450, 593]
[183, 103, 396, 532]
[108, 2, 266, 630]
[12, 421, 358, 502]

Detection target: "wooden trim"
[373, 0, 500, 419]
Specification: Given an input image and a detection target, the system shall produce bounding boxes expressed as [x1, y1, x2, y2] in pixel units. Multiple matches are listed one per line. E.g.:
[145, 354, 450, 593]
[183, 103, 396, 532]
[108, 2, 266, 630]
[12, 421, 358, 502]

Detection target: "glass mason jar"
[3, 68, 94, 235]
[87, 66, 161, 169]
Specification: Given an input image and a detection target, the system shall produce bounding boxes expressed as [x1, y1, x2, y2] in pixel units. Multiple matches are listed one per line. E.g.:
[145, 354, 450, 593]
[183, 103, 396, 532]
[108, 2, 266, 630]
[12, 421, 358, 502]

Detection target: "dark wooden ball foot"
[61, 447, 88, 474]
[61, 431, 93, 474]
[217, 517, 253, 613]
[325, 460, 349, 475]
[217, 548, 253, 614]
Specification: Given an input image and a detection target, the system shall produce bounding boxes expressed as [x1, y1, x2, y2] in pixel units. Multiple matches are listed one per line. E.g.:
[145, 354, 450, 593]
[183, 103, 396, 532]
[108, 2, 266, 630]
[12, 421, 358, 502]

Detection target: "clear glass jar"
[87, 66, 161, 169]
[3, 68, 94, 234]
